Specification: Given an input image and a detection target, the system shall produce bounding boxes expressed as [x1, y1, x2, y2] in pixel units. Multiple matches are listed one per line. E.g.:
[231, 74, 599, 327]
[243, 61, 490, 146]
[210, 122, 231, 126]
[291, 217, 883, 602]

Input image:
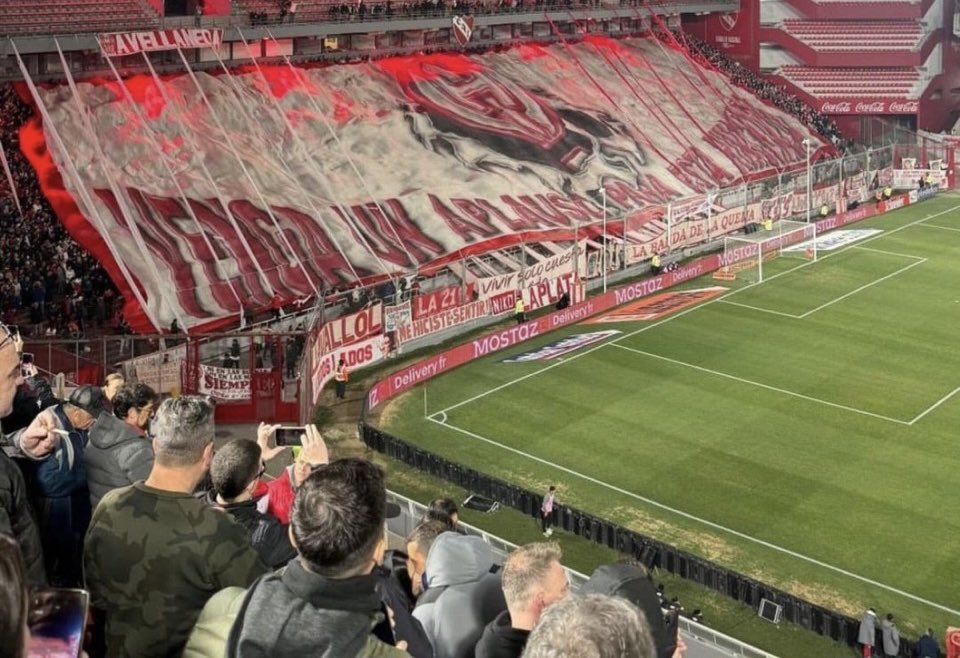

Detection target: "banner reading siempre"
[98, 28, 223, 57]
[367, 194, 913, 411]
[199, 365, 252, 401]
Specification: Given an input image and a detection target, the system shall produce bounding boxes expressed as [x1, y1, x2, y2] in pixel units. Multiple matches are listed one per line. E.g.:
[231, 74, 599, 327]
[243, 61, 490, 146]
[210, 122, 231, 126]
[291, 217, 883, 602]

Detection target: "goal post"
[714, 220, 817, 284]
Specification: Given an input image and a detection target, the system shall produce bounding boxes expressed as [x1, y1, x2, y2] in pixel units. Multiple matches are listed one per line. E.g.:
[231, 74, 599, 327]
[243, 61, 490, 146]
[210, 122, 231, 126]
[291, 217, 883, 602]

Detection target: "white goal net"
[713, 220, 817, 284]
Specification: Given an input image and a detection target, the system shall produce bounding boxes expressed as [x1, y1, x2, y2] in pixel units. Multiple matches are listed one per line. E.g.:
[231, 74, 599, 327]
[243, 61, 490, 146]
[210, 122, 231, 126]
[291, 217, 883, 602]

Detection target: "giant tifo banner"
[367, 193, 935, 410]
[24, 36, 823, 332]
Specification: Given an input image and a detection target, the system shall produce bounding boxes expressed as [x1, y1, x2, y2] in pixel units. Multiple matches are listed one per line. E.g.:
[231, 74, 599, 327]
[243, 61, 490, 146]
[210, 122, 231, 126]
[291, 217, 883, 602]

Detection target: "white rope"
[55, 40, 189, 334]
[172, 46, 321, 298]
[99, 51, 244, 325]
[211, 34, 362, 283]
[10, 40, 162, 332]
[138, 52, 277, 301]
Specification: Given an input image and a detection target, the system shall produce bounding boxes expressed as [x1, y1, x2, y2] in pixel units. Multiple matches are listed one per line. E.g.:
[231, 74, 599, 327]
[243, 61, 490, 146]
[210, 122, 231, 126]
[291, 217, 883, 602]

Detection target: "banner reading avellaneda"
[98, 28, 223, 57]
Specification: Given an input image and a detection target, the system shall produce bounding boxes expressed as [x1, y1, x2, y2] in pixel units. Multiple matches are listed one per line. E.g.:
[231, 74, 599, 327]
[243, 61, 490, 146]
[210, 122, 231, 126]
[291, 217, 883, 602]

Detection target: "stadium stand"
[0, 86, 120, 340]
[680, 32, 843, 143]
[0, 0, 159, 37]
[781, 19, 926, 52]
[778, 65, 921, 99]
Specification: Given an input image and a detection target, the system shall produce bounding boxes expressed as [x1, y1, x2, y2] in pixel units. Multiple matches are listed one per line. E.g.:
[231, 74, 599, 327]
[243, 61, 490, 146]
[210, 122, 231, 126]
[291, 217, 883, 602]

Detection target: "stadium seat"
[778, 65, 921, 99]
[781, 20, 925, 53]
[0, 0, 159, 36]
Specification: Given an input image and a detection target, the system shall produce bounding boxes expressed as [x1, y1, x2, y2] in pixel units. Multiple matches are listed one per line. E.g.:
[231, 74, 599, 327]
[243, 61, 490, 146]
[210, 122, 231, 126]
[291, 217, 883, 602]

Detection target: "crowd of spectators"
[0, 86, 120, 342]
[677, 31, 845, 146]
[0, 324, 693, 657]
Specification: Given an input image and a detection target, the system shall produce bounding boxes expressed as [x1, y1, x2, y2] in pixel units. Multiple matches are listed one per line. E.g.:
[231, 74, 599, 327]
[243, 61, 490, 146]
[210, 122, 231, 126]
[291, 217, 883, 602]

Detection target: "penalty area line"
[427, 414, 960, 616]
[433, 200, 960, 418]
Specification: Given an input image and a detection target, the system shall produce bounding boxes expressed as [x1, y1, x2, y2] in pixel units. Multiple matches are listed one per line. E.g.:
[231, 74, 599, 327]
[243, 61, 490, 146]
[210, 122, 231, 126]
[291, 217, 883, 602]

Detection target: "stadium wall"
[358, 189, 940, 653]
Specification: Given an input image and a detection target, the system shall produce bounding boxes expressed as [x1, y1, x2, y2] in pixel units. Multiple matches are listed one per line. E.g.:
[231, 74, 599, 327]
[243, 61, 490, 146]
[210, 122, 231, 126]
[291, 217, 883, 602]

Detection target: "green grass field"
[379, 194, 960, 641]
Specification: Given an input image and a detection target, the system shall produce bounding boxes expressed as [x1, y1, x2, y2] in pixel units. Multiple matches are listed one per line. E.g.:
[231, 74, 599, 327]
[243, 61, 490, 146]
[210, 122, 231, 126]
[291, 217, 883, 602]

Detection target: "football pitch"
[380, 194, 960, 637]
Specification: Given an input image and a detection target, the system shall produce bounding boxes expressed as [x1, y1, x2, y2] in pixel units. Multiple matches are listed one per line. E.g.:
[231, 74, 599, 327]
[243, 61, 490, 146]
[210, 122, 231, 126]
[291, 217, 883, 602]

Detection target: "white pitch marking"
[611, 343, 912, 426]
[797, 258, 926, 318]
[909, 385, 960, 425]
[427, 415, 960, 616]
[433, 200, 960, 417]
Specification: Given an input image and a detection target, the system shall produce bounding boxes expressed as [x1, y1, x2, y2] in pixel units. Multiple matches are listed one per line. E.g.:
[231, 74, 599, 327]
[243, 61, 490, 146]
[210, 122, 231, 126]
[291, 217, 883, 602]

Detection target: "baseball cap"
[68, 385, 105, 418]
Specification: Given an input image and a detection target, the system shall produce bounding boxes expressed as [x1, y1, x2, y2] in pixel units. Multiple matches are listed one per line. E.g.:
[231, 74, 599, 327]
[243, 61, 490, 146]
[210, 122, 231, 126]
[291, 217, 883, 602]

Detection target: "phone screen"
[21, 353, 35, 378]
[27, 588, 89, 658]
[275, 426, 305, 447]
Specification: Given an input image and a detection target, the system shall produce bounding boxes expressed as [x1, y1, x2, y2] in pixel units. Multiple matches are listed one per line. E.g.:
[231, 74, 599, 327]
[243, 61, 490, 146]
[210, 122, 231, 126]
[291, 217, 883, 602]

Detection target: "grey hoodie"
[858, 610, 877, 647]
[84, 412, 153, 508]
[881, 618, 900, 657]
[413, 532, 507, 658]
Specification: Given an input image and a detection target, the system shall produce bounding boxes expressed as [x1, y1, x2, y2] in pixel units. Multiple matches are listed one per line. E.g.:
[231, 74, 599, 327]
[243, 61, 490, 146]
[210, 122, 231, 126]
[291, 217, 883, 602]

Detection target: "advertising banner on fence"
[367, 197, 895, 411]
[199, 365, 252, 401]
[818, 100, 919, 115]
[311, 334, 387, 404]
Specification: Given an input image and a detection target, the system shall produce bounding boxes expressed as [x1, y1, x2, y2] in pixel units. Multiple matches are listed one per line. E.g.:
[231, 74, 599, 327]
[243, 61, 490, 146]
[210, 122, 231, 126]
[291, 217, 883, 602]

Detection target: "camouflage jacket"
[84, 482, 268, 658]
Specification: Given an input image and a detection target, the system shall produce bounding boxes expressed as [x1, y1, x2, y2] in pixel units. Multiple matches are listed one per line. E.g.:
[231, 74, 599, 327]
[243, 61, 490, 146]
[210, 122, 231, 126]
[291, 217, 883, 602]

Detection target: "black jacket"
[0, 450, 45, 584]
[204, 492, 296, 568]
[475, 611, 529, 658]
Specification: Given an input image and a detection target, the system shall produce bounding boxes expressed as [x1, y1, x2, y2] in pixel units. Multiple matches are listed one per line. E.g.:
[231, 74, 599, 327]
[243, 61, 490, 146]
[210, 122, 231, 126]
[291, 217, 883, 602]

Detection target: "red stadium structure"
[686, 0, 960, 137]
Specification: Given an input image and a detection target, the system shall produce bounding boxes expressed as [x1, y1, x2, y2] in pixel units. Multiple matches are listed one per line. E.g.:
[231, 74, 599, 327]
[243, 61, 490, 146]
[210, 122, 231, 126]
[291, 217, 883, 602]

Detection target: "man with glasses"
[84, 396, 267, 658]
[0, 322, 45, 584]
[206, 434, 296, 569]
[85, 382, 160, 508]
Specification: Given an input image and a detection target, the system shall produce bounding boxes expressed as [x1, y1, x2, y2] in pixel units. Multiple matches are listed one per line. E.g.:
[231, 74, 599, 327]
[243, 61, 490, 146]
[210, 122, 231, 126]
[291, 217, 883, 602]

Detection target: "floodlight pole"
[601, 187, 608, 293]
[804, 139, 812, 223]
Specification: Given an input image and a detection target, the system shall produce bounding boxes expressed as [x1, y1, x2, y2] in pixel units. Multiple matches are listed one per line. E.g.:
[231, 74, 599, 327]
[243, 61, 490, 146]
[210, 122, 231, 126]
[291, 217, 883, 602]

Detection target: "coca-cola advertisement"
[819, 99, 919, 115]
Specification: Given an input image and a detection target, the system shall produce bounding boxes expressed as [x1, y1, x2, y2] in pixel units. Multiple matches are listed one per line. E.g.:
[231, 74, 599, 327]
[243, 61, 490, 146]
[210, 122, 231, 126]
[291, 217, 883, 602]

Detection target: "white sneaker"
[545, 528, 553, 537]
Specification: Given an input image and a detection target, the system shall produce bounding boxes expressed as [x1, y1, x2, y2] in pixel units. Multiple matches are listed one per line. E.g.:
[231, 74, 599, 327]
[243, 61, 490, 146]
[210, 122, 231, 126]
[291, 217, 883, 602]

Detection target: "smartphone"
[27, 587, 89, 658]
[21, 352, 35, 378]
[275, 426, 306, 447]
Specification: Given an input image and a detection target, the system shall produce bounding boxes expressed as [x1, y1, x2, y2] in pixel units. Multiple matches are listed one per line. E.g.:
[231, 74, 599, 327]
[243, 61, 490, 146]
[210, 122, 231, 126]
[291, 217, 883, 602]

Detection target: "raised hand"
[256, 422, 286, 461]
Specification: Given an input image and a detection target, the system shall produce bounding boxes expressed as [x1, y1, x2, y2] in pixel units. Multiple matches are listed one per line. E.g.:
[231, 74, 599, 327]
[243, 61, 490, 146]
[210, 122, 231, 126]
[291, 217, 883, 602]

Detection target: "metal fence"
[386, 489, 780, 658]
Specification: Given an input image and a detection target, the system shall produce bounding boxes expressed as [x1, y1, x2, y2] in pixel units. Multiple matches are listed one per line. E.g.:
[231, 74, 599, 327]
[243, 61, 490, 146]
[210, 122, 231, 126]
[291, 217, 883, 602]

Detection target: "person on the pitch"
[514, 294, 526, 324]
[334, 358, 348, 400]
